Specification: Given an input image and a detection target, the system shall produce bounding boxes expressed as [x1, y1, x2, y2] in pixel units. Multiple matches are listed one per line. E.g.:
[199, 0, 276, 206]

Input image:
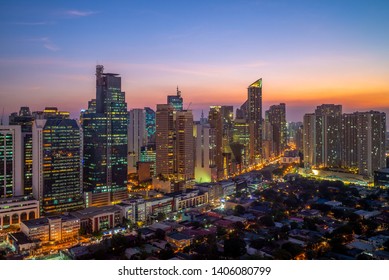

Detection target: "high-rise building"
[0, 126, 23, 198]
[267, 103, 287, 157]
[167, 87, 183, 111]
[341, 113, 358, 170]
[355, 111, 386, 177]
[155, 104, 175, 178]
[194, 122, 214, 183]
[175, 110, 194, 181]
[128, 109, 147, 174]
[155, 103, 194, 183]
[208, 106, 224, 180]
[221, 106, 234, 147]
[303, 113, 315, 167]
[303, 104, 342, 168]
[32, 119, 84, 215]
[9, 107, 34, 195]
[236, 100, 248, 120]
[140, 144, 156, 176]
[232, 118, 250, 170]
[248, 79, 263, 163]
[304, 106, 386, 177]
[82, 65, 128, 207]
[314, 104, 342, 167]
[295, 124, 304, 153]
[144, 107, 156, 143]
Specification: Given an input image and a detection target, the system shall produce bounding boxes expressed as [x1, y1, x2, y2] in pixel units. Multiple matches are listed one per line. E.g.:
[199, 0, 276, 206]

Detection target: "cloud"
[38, 37, 60, 51]
[65, 10, 99, 17]
[12, 21, 53, 26]
[21, 37, 61, 52]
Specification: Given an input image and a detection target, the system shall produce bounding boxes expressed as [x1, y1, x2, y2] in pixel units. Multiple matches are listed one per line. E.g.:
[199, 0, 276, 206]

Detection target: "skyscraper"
[82, 65, 128, 207]
[167, 87, 183, 111]
[208, 106, 224, 180]
[9, 107, 33, 195]
[232, 118, 250, 169]
[267, 103, 287, 157]
[144, 107, 156, 143]
[32, 118, 83, 215]
[314, 104, 342, 167]
[0, 125, 23, 198]
[155, 104, 175, 178]
[341, 113, 358, 170]
[128, 109, 147, 174]
[303, 113, 315, 167]
[304, 106, 386, 177]
[248, 79, 263, 163]
[175, 110, 194, 181]
[194, 122, 214, 183]
[355, 111, 386, 177]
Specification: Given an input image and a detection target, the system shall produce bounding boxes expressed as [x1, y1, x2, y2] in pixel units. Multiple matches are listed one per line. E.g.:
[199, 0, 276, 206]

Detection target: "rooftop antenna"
[177, 86, 181, 97]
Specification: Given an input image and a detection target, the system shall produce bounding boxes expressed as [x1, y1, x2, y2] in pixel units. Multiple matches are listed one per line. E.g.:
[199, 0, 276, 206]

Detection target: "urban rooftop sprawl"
[0, 65, 388, 260]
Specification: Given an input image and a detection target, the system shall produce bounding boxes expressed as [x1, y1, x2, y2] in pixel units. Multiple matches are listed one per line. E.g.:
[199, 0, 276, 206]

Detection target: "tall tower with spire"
[167, 86, 183, 111]
[82, 65, 128, 207]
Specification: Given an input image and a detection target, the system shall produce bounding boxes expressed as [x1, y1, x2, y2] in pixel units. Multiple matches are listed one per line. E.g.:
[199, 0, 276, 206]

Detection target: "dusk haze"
[1, 0, 389, 121]
[1, 0, 389, 266]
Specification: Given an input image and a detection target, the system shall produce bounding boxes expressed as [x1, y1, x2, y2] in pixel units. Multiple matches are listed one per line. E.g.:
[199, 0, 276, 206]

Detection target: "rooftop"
[71, 205, 121, 219]
[167, 232, 191, 241]
[9, 232, 34, 245]
[248, 78, 262, 88]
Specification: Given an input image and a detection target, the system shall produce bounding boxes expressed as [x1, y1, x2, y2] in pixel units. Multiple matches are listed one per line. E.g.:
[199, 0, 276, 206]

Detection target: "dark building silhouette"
[82, 65, 128, 207]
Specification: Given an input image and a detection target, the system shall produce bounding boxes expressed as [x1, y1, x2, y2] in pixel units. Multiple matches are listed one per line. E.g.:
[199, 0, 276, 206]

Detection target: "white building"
[0, 125, 23, 198]
[128, 109, 147, 173]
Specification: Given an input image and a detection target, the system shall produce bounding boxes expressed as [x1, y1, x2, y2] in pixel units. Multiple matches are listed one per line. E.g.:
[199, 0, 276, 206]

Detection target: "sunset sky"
[1, 0, 389, 124]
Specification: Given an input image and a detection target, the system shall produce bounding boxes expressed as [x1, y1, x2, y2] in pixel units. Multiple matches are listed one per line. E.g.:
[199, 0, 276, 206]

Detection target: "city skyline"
[1, 0, 389, 124]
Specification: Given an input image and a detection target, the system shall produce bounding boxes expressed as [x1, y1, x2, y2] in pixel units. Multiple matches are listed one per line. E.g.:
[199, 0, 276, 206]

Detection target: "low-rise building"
[168, 189, 208, 211]
[166, 232, 192, 250]
[71, 205, 122, 233]
[20, 214, 79, 242]
[8, 232, 36, 253]
[0, 196, 39, 230]
[195, 183, 223, 203]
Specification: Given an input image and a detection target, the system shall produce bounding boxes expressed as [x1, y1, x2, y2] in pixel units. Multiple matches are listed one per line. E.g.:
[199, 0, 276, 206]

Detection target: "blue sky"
[1, 0, 389, 123]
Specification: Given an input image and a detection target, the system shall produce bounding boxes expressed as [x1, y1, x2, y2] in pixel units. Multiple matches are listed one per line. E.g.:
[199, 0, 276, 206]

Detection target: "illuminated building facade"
[140, 144, 156, 176]
[9, 107, 34, 195]
[32, 119, 84, 215]
[156, 104, 194, 183]
[304, 106, 386, 177]
[20, 215, 80, 242]
[0, 196, 39, 230]
[155, 104, 175, 178]
[194, 122, 214, 183]
[267, 103, 287, 157]
[175, 110, 194, 181]
[303, 113, 315, 168]
[232, 118, 250, 168]
[144, 107, 156, 143]
[208, 106, 224, 180]
[355, 111, 386, 177]
[167, 87, 183, 111]
[128, 109, 147, 173]
[248, 79, 263, 163]
[82, 65, 128, 207]
[315, 104, 342, 167]
[0, 125, 23, 198]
